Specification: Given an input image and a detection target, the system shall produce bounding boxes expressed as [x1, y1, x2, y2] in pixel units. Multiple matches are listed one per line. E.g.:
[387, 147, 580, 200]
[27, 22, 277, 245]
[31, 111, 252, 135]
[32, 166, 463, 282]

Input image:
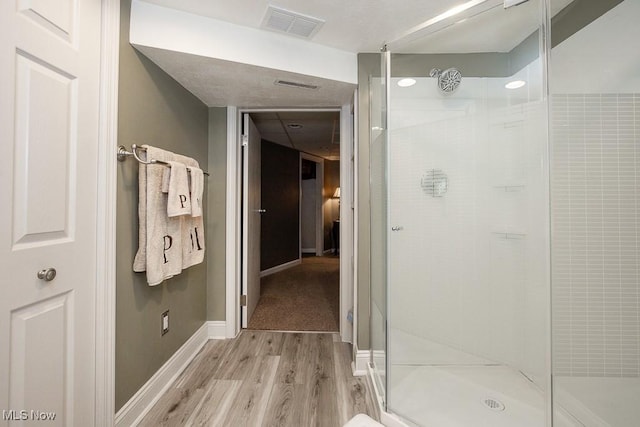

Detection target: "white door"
[241, 114, 262, 327]
[301, 178, 317, 252]
[0, 1, 102, 425]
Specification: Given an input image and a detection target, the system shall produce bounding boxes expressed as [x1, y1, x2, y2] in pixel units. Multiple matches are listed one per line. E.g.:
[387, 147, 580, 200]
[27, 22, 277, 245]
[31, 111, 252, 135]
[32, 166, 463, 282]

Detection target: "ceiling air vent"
[274, 80, 319, 90]
[261, 5, 324, 39]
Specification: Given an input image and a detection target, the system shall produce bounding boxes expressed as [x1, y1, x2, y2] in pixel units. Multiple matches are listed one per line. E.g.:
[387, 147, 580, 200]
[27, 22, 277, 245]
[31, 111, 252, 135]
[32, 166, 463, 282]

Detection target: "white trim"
[352, 89, 359, 354]
[352, 347, 369, 377]
[301, 248, 317, 253]
[241, 113, 250, 328]
[114, 323, 209, 427]
[95, 0, 119, 426]
[260, 259, 301, 278]
[207, 321, 227, 340]
[228, 107, 355, 341]
[225, 106, 240, 339]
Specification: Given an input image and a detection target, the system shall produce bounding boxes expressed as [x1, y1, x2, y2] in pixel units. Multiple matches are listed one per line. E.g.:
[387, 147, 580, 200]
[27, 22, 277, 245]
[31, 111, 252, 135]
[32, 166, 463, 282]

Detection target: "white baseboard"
[352, 345, 369, 376]
[207, 320, 227, 339]
[115, 322, 209, 427]
[260, 259, 301, 277]
[301, 248, 316, 253]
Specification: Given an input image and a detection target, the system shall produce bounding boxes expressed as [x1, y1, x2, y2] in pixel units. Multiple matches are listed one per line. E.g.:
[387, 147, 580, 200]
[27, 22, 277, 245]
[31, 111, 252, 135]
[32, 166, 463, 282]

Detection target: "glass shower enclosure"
[369, 0, 640, 426]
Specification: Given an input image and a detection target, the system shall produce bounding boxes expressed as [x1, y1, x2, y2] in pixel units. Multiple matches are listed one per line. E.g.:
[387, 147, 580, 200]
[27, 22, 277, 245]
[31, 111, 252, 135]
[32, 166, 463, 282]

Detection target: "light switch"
[161, 310, 169, 335]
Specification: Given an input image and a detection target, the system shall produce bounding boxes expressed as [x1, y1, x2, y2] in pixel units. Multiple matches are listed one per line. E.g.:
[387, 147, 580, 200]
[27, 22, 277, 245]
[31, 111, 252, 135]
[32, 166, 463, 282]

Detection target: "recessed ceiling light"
[505, 80, 526, 89]
[287, 123, 303, 129]
[398, 78, 416, 87]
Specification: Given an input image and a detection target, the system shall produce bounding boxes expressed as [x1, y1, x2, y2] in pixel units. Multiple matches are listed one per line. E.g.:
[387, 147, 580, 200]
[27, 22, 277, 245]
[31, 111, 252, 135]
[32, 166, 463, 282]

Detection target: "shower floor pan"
[388, 365, 577, 427]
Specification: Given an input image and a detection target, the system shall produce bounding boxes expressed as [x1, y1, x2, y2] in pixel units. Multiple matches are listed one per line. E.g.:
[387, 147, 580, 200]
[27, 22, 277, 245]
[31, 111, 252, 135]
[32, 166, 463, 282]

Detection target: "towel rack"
[117, 144, 209, 176]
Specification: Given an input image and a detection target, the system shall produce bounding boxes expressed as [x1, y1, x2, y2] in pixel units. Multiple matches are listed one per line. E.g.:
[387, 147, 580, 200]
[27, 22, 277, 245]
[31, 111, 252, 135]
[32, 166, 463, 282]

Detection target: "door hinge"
[241, 134, 248, 146]
[240, 295, 247, 306]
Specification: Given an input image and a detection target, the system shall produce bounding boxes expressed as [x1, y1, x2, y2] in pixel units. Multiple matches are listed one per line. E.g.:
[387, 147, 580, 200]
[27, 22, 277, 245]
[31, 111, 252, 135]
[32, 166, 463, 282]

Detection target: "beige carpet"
[248, 256, 339, 331]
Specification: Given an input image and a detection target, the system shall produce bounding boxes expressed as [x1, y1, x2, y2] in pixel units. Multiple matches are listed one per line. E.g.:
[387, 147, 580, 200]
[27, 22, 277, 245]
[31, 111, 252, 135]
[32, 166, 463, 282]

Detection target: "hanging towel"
[133, 146, 183, 285]
[188, 166, 204, 217]
[182, 213, 205, 269]
[166, 161, 191, 217]
[133, 145, 205, 285]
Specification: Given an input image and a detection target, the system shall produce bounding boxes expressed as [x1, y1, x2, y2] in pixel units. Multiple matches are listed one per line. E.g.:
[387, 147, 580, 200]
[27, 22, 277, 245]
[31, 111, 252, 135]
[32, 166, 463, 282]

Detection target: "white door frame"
[96, 0, 120, 425]
[226, 105, 355, 343]
[300, 152, 325, 257]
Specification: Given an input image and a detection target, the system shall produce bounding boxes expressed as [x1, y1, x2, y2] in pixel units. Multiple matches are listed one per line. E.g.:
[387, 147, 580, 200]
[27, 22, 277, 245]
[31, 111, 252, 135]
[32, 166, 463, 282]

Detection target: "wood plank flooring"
[140, 331, 380, 427]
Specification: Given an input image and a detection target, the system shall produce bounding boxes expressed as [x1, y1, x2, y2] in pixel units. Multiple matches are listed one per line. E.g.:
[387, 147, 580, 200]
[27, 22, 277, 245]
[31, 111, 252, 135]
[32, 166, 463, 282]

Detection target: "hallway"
[248, 256, 340, 332]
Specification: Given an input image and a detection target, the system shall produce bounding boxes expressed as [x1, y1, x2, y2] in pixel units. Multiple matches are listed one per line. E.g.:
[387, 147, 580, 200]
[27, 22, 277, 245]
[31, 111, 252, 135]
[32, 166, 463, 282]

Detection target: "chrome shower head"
[429, 67, 462, 93]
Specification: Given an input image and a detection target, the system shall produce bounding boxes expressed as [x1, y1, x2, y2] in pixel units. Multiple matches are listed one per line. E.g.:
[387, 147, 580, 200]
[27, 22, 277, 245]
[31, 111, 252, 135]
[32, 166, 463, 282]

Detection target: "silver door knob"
[257, 209, 267, 213]
[37, 268, 57, 281]
[391, 226, 404, 231]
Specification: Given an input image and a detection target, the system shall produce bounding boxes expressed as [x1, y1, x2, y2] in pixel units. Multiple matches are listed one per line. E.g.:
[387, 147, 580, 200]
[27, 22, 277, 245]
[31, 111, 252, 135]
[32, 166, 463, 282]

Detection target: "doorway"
[227, 107, 353, 341]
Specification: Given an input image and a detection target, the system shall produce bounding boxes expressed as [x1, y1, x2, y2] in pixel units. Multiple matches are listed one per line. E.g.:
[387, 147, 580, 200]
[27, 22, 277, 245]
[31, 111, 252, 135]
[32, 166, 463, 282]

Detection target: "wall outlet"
[161, 310, 169, 335]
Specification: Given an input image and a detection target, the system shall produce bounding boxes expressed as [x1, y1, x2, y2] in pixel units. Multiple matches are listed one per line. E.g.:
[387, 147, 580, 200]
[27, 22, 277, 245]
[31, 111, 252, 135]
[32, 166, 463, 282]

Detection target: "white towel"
[133, 147, 183, 285]
[167, 161, 191, 217]
[182, 214, 205, 269]
[133, 145, 205, 285]
[188, 166, 204, 217]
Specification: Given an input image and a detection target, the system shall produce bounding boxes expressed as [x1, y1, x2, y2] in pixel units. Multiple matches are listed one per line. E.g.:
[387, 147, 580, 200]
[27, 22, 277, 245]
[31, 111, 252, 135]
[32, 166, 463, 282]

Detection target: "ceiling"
[134, 45, 356, 108]
[135, 0, 575, 161]
[140, 0, 470, 53]
[250, 111, 341, 161]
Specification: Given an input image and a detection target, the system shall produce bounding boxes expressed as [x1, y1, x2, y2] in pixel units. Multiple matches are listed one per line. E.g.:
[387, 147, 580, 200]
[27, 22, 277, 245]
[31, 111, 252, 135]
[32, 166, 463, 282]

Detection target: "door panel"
[17, 0, 76, 42]
[10, 293, 72, 425]
[0, 0, 100, 424]
[13, 52, 75, 247]
[241, 114, 262, 327]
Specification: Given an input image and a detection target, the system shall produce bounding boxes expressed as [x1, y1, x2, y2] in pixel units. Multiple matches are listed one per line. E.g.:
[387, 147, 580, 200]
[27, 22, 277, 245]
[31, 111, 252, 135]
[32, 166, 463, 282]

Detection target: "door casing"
[227, 105, 355, 343]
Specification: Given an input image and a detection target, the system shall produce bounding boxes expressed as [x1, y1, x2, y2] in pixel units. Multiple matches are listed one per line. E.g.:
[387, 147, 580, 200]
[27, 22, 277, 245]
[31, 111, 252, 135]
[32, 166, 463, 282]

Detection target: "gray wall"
[260, 140, 300, 270]
[115, 0, 208, 411]
[357, 53, 380, 349]
[207, 108, 227, 321]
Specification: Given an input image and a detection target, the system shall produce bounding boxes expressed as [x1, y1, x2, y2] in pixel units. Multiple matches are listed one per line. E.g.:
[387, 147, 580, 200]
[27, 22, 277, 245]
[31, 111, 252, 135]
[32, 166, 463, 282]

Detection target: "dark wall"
[115, 0, 208, 411]
[260, 140, 300, 271]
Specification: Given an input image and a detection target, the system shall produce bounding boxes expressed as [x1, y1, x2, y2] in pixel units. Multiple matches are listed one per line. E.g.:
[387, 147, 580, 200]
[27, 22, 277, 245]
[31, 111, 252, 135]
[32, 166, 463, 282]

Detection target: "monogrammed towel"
[133, 145, 205, 285]
[166, 161, 191, 217]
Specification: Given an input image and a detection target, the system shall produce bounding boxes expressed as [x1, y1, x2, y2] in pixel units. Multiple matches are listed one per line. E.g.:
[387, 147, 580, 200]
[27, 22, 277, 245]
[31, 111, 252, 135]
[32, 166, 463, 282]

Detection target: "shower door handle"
[391, 226, 404, 232]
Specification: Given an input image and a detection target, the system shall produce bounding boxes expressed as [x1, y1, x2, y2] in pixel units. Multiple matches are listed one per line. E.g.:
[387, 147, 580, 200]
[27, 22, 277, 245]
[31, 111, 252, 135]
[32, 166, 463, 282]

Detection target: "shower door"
[384, 1, 552, 425]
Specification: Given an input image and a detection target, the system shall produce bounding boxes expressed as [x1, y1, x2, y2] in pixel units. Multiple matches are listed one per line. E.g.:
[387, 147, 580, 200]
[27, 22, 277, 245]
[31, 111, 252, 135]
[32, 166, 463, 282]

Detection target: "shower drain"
[482, 398, 506, 411]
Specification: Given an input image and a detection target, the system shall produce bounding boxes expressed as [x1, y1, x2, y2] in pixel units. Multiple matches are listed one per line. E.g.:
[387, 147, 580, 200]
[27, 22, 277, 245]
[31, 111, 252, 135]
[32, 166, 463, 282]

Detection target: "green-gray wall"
[207, 108, 227, 321]
[357, 53, 380, 349]
[115, 0, 208, 411]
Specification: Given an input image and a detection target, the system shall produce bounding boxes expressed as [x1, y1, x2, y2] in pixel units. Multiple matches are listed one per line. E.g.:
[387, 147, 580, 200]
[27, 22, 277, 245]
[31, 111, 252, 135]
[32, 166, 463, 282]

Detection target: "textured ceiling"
[251, 111, 341, 160]
[139, 0, 466, 53]
[140, 0, 574, 53]
[134, 45, 356, 108]
[134, 0, 575, 159]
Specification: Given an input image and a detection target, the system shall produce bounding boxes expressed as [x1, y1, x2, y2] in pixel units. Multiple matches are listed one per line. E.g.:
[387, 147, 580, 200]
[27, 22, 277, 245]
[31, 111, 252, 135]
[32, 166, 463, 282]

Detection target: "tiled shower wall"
[552, 93, 640, 377]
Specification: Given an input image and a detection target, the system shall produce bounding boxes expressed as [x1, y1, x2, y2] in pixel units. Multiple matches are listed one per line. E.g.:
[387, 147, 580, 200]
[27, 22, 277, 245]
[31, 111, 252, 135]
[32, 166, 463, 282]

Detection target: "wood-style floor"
[139, 330, 380, 427]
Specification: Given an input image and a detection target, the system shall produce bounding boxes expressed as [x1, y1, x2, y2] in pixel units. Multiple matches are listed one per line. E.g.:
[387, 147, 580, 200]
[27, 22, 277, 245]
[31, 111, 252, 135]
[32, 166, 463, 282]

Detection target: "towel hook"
[117, 144, 155, 164]
[131, 144, 152, 164]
